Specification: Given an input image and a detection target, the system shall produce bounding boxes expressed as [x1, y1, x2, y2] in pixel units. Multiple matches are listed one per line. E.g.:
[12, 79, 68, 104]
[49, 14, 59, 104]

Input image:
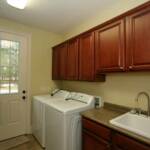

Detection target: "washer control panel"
[71, 92, 94, 104]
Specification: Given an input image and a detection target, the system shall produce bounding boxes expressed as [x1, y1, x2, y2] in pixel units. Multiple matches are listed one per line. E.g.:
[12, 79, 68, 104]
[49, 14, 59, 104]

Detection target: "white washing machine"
[32, 90, 70, 147]
[45, 92, 98, 150]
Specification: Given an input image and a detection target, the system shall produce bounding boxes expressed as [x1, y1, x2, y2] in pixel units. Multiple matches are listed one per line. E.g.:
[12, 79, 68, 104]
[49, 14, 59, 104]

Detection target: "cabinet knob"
[22, 96, 26, 100]
[129, 66, 133, 69]
[120, 67, 124, 69]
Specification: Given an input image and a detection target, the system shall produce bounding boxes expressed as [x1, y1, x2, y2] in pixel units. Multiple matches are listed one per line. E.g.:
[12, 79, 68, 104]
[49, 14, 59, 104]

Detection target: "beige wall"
[0, 17, 63, 96]
[61, 0, 150, 110]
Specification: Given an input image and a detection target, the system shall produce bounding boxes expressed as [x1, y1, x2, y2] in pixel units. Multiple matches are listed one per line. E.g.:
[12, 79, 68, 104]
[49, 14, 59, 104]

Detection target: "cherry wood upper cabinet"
[79, 32, 95, 81]
[95, 19, 125, 73]
[126, 6, 150, 71]
[52, 2, 150, 80]
[52, 47, 60, 80]
[52, 43, 67, 80]
[67, 39, 79, 80]
[59, 43, 68, 79]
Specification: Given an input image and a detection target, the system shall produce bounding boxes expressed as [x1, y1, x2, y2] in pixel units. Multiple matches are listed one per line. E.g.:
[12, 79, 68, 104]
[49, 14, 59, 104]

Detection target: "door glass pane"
[0, 40, 20, 94]
[1, 40, 11, 49]
[1, 49, 10, 66]
[10, 67, 18, 81]
[0, 81, 9, 94]
[1, 67, 10, 81]
[10, 50, 19, 66]
[10, 82, 18, 93]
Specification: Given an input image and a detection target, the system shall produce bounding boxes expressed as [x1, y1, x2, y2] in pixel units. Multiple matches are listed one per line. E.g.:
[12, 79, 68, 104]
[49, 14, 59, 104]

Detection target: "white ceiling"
[0, 0, 118, 33]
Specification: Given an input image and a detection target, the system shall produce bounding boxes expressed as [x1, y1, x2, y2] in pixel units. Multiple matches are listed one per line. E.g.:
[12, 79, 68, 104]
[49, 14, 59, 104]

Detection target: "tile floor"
[10, 135, 43, 150]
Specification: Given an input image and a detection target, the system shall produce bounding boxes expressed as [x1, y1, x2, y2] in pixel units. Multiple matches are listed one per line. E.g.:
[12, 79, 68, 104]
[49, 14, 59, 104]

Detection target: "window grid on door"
[0, 40, 19, 94]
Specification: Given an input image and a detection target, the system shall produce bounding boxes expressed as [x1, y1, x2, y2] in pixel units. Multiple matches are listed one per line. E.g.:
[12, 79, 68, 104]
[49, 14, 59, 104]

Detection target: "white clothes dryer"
[32, 90, 70, 147]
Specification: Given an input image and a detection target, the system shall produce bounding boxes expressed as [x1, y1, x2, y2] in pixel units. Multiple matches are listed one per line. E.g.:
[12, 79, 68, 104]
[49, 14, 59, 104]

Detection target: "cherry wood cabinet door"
[126, 6, 150, 71]
[79, 32, 95, 81]
[83, 130, 110, 150]
[95, 19, 125, 73]
[113, 133, 150, 150]
[113, 147, 122, 150]
[82, 118, 111, 141]
[59, 43, 68, 79]
[67, 38, 79, 80]
[52, 43, 67, 80]
[52, 47, 60, 80]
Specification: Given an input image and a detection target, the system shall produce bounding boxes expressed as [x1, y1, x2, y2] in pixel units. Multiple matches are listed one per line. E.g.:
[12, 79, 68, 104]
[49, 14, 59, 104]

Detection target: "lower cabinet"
[82, 117, 150, 150]
[82, 117, 111, 150]
[113, 133, 150, 150]
[83, 130, 110, 150]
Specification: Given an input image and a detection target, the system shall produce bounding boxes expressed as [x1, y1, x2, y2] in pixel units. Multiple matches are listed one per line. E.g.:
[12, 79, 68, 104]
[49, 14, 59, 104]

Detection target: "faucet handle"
[138, 108, 142, 115]
[130, 109, 137, 114]
[131, 108, 143, 115]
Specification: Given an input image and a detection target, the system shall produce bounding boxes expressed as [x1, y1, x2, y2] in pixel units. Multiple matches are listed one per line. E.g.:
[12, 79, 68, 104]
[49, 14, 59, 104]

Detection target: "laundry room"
[0, 0, 150, 150]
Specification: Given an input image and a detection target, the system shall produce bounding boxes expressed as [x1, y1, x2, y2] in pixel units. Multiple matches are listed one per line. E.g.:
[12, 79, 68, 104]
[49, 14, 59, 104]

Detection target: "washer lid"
[47, 100, 88, 114]
[45, 94, 94, 114]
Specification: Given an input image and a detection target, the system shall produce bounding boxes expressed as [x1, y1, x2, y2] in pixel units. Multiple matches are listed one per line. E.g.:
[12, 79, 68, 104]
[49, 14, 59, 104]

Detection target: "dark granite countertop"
[81, 103, 150, 146]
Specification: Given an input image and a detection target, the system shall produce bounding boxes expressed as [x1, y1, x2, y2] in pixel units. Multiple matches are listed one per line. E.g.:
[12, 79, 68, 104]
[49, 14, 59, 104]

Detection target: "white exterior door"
[0, 31, 28, 141]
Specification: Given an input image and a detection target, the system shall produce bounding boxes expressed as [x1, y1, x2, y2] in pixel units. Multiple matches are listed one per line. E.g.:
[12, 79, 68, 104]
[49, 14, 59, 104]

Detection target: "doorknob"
[22, 90, 26, 94]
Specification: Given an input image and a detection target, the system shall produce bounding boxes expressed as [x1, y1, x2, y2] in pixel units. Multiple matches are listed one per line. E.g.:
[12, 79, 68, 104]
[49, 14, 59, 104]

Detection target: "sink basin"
[110, 112, 150, 139]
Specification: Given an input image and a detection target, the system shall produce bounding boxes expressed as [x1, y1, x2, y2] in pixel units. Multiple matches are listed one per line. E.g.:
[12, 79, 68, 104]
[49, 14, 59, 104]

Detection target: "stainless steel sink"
[110, 112, 150, 139]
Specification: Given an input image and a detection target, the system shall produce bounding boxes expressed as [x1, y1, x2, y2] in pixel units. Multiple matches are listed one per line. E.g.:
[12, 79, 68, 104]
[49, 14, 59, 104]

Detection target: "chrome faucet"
[135, 91, 150, 117]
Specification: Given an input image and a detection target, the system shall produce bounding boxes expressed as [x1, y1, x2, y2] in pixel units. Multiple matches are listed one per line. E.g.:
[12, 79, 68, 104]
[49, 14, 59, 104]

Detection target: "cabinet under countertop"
[81, 104, 150, 147]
